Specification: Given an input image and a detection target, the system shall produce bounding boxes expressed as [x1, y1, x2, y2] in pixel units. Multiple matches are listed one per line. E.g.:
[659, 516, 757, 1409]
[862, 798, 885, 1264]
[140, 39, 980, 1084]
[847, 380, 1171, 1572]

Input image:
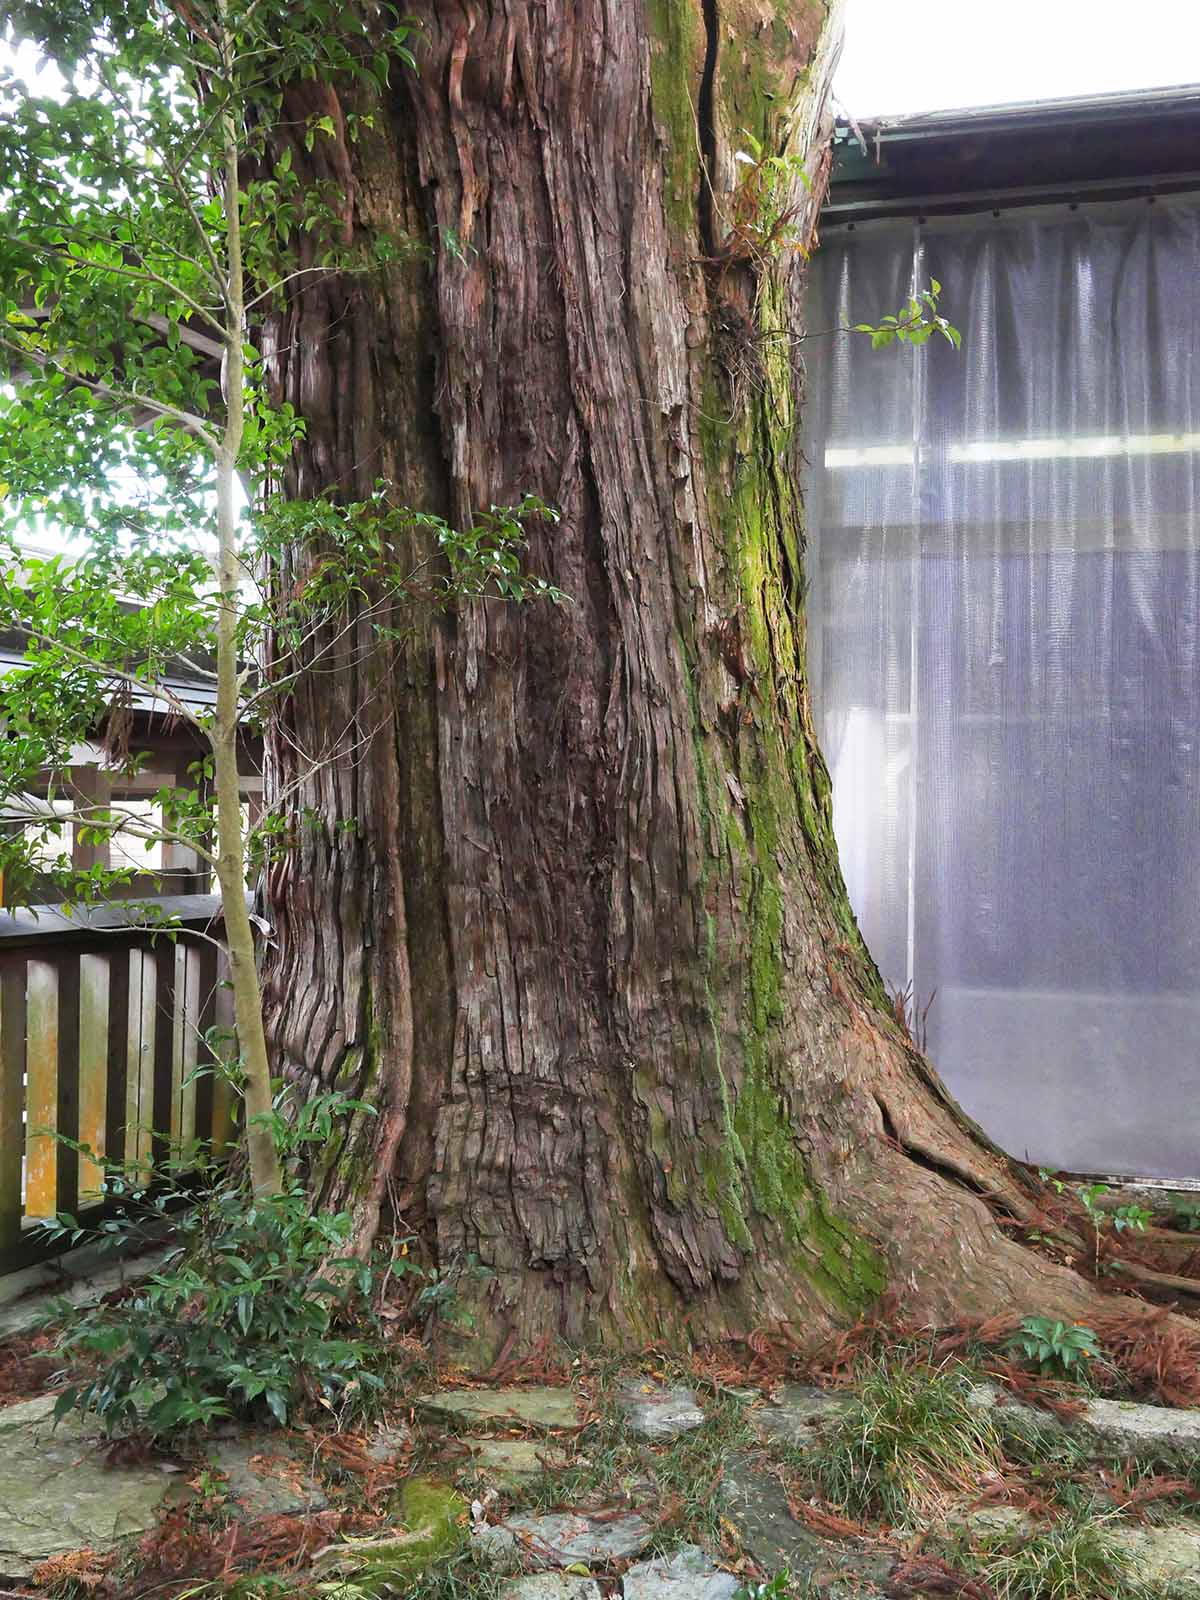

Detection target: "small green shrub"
[1007, 1317, 1099, 1378]
[44, 1094, 418, 1444]
[1073, 1182, 1151, 1271]
[53, 1175, 398, 1441]
[805, 1353, 1005, 1528]
[1112, 1202, 1154, 1235]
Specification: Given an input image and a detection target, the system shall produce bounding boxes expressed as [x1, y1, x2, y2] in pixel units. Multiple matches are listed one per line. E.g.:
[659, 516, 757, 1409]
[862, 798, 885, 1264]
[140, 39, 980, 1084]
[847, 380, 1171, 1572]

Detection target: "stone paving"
[474, 1508, 655, 1569]
[0, 1394, 174, 1580]
[415, 1386, 579, 1431]
[968, 1377, 1200, 1453]
[6, 1363, 1200, 1593]
[619, 1381, 707, 1442]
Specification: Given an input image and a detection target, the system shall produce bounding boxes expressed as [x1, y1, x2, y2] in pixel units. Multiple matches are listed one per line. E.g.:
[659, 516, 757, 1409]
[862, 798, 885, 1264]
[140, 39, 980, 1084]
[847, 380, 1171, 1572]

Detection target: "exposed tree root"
[1108, 1260, 1200, 1301]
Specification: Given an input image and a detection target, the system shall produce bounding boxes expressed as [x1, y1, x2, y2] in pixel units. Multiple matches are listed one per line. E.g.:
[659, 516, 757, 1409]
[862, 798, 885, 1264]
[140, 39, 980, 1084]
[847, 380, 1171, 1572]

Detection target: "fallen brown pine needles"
[887, 1553, 996, 1598]
[1092, 1305, 1200, 1407]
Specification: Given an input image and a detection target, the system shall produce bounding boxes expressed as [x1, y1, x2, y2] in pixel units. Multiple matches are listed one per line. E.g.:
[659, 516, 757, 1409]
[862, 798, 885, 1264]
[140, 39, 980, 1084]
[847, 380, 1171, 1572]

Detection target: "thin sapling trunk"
[213, 1, 280, 1198]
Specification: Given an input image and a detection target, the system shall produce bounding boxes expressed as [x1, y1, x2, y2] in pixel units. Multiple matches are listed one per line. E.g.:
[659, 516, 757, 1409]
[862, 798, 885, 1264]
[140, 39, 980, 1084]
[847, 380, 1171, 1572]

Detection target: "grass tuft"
[964, 1513, 1158, 1600]
[804, 1352, 1006, 1528]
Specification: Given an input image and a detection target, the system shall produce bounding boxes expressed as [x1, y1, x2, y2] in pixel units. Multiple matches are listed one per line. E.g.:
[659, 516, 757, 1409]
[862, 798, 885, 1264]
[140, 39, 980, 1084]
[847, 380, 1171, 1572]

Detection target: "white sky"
[835, 0, 1200, 119]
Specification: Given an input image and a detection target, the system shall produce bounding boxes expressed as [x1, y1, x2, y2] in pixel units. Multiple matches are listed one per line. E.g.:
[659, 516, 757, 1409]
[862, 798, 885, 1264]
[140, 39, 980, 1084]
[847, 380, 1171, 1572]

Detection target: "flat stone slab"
[366, 1423, 413, 1464]
[208, 1438, 328, 1519]
[503, 1577, 603, 1600]
[466, 1438, 571, 1483]
[623, 1544, 740, 1600]
[962, 1507, 1030, 1538]
[476, 1509, 653, 1568]
[0, 1394, 174, 1579]
[416, 1387, 578, 1432]
[968, 1382, 1200, 1454]
[1078, 1394, 1200, 1451]
[620, 1383, 706, 1442]
[1114, 1521, 1200, 1592]
[721, 1456, 891, 1596]
[750, 1385, 848, 1448]
[0, 1388, 337, 1578]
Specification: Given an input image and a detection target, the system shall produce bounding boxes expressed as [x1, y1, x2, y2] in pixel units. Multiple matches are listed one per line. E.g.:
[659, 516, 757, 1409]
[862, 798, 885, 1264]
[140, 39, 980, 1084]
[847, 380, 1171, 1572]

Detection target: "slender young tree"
[0, 1, 296, 1195]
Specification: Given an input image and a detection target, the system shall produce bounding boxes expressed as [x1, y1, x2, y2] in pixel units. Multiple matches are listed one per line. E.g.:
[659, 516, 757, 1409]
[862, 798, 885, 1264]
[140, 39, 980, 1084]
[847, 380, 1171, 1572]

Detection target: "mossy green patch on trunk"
[673, 131, 887, 1317]
[713, 0, 831, 139]
[645, 0, 704, 237]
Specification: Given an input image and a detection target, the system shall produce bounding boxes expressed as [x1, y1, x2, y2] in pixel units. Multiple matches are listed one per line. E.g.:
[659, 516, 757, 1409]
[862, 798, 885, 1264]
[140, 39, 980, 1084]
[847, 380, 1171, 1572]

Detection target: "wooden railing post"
[24, 959, 58, 1219]
[150, 941, 176, 1173]
[78, 953, 109, 1204]
[0, 959, 25, 1260]
[104, 945, 131, 1172]
[211, 949, 237, 1159]
[55, 952, 80, 1219]
[125, 947, 156, 1184]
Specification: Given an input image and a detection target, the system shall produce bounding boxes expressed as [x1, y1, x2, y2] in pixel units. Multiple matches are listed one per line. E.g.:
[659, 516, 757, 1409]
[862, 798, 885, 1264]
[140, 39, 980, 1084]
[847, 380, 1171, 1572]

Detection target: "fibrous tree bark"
[261, 0, 1108, 1355]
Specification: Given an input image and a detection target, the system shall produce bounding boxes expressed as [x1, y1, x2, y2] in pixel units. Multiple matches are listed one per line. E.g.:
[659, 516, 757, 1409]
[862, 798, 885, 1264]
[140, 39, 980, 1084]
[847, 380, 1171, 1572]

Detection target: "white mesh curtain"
[804, 194, 1200, 1178]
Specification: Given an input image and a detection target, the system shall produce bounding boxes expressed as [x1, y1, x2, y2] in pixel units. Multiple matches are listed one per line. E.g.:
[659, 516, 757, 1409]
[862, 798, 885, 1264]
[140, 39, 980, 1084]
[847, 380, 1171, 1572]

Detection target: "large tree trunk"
[261, 0, 1105, 1356]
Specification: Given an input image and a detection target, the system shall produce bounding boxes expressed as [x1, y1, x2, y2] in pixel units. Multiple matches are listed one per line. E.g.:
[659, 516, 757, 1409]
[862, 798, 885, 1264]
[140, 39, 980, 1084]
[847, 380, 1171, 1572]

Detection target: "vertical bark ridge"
[260, 99, 452, 1220]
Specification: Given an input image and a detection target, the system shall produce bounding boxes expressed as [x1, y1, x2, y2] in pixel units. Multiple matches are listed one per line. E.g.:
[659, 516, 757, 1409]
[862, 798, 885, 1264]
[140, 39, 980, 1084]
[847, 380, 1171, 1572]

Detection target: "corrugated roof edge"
[827, 83, 1200, 223]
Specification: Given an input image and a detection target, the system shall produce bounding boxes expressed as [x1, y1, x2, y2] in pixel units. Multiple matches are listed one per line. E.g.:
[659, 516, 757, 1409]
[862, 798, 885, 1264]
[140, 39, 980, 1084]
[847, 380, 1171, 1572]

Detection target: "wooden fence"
[0, 894, 236, 1274]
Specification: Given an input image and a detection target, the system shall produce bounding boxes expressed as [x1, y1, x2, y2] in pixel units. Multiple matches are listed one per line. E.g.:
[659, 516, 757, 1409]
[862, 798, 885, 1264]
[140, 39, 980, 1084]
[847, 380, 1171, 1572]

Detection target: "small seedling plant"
[1079, 1184, 1151, 1272]
[1039, 1173, 1152, 1272]
[736, 1576, 800, 1600]
[1008, 1316, 1100, 1379]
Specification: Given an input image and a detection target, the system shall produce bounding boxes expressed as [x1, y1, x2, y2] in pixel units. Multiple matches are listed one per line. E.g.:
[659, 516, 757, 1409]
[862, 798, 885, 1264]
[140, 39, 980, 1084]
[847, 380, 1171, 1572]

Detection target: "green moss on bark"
[642, 0, 885, 1321]
[680, 199, 887, 1318]
[718, 0, 830, 125]
[646, 0, 703, 236]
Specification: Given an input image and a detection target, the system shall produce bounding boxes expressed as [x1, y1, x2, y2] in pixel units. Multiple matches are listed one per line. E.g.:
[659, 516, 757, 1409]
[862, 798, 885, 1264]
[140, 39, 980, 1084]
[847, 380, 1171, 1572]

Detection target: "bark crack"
[872, 1093, 1022, 1225]
[697, 0, 720, 256]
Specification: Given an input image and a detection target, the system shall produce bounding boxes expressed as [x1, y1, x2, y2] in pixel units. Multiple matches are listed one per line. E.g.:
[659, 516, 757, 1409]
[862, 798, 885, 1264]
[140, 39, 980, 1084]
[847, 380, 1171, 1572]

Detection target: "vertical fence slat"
[210, 949, 236, 1158]
[126, 949, 156, 1182]
[78, 953, 109, 1205]
[151, 942, 176, 1170]
[55, 954, 80, 1218]
[170, 944, 185, 1147]
[176, 944, 201, 1149]
[104, 945, 131, 1172]
[0, 959, 26, 1262]
[24, 960, 58, 1218]
[194, 941, 218, 1154]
